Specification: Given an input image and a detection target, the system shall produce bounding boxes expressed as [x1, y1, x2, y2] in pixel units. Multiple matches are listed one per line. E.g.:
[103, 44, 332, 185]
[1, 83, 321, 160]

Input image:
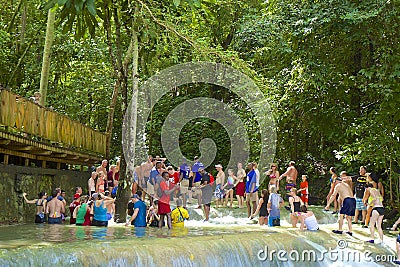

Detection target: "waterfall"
[0, 205, 397, 266]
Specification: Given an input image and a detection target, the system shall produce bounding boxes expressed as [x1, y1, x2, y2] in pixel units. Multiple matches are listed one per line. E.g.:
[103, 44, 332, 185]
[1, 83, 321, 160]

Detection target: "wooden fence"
[0, 89, 106, 155]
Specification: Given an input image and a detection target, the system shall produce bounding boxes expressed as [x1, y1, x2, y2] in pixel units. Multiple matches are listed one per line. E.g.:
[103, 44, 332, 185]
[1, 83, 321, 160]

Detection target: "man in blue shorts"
[325, 177, 356, 236]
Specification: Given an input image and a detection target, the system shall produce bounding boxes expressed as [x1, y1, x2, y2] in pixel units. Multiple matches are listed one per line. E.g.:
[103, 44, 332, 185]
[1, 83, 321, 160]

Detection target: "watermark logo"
[122, 62, 276, 182]
[257, 239, 396, 263]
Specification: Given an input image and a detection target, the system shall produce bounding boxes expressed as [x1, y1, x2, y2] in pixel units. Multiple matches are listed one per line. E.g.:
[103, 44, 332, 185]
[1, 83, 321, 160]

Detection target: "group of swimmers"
[22, 158, 400, 264]
[23, 187, 116, 227]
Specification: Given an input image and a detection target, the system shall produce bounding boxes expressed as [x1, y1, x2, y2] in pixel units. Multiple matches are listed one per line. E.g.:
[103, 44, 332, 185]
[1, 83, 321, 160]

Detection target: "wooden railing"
[0, 89, 106, 155]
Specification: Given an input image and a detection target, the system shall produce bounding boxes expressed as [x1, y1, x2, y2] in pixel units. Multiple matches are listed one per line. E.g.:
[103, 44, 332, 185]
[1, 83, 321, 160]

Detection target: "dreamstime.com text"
[257, 240, 396, 263]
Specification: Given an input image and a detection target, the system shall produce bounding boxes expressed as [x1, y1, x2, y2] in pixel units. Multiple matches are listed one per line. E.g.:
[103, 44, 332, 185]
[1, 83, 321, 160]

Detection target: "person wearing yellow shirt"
[171, 199, 189, 227]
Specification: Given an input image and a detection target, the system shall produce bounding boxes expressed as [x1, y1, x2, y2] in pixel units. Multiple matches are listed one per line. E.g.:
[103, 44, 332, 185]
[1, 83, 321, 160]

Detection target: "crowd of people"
[325, 166, 385, 243]
[22, 157, 400, 264]
[22, 159, 119, 227]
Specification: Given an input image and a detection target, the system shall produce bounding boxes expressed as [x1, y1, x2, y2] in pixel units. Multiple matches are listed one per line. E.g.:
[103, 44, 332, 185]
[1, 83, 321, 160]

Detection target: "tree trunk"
[105, 79, 120, 159]
[6, 0, 23, 34]
[104, 1, 125, 159]
[39, 9, 56, 106]
[20, 0, 27, 46]
[115, 25, 139, 223]
[390, 157, 393, 204]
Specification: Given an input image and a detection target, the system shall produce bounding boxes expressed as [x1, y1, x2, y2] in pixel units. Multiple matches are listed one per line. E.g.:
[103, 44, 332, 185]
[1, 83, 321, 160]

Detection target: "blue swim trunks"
[340, 197, 356, 216]
[355, 198, 367, 211]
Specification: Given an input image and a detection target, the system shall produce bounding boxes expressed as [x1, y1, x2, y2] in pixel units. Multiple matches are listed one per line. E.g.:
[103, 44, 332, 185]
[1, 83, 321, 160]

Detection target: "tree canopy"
[1, 0, 399, 204]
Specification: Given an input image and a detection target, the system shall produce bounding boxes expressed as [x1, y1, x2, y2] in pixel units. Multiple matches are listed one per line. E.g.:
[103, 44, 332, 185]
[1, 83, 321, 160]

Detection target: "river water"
[0, 205, 397, 266]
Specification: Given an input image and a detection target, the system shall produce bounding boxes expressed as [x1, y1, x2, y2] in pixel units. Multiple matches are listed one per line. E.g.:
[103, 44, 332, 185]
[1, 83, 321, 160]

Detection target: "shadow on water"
[0, 205, 397, 266]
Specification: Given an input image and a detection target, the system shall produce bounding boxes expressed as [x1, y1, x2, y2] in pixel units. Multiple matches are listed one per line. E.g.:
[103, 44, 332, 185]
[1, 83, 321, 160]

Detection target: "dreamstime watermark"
[257, 240, 396, 263]
[122, 62, 276, 187]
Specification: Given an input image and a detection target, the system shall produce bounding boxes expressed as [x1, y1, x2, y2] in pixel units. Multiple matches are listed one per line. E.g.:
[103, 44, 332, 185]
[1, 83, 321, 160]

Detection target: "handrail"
[0, 89, 106, 155]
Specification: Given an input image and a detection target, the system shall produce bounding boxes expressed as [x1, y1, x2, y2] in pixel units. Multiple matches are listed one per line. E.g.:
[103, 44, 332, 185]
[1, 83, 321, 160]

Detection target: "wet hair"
[261, 189, 269, 202]
[370, 172, 379, 183]
[51, 190, 58, 198]
[300, 205, 308, 213]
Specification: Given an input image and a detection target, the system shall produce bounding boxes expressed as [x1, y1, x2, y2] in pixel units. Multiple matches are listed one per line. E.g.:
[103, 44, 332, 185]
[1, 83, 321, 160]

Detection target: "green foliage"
[45, 0, 98, 39]
[1, 0, 399, 204]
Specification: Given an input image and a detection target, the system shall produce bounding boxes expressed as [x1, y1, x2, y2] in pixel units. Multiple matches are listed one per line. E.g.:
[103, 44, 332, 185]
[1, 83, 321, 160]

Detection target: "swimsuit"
[372, 207, 385, 216]
[259, 200, 268, 217]
[340, 197, 356, 216]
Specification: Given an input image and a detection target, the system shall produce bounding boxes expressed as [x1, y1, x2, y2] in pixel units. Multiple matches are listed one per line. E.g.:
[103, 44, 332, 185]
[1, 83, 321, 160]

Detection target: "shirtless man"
[279, 161, 298, 185]
[46, 190, 65, 224]
[340, 171, 353, 189]
[325, 177, 356, 236]
[142, 155, 154, 202]
[96, 159, 108, 176]
[214, 164, 226, 208]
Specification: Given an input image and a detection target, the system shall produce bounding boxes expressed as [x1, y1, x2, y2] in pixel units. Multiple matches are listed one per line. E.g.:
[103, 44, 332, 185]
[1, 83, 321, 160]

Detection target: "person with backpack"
[171, 199, 189, 227]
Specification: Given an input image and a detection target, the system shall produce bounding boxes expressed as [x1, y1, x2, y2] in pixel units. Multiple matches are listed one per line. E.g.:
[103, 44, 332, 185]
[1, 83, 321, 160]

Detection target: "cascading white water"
[0, 205, 397, 266]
